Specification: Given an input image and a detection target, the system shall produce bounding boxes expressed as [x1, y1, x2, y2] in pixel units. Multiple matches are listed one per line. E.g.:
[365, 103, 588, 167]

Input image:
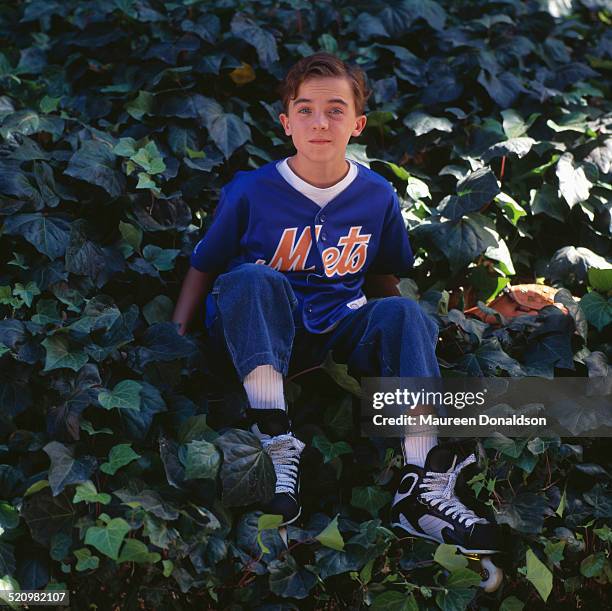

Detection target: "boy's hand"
[172, 267, 217, 335]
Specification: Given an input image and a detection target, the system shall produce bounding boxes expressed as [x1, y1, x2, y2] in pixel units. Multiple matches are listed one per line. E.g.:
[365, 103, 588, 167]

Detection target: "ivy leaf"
[256, 513, 284, 554]
[64, 140, 125, 198]
[236, 511, 286, 561]
[208, 112, 251, 160]
[21, 488, 76, 546]
[43, 441, 96, 496]
[142, 295, 174, 325]
[497, 492, 550, 534]
[41, 335, 88, 372]
[525, 549, 553, 602]
[580, 292, 612, 331]
[435, 567, 480, 610]
[131, 141, 165, 175]
[315, 515, 345, 551]
[13, 281, 40, 308]
[438, 168, 501, 221]
[477, 68, 524, 107]
[588, 268, 612, 293]
[119, 382, 167, 441]
[499, 596, 525, 611]
[72, 480, 111, 504]
[143, 244, 180, 272]
[131, 322, 199, 367]
[74, 547, 99, 571]
[415, 214, 500, 273]
[113, 487, 179, 521]
[3, 213, 71, 260]
[501, 109, 534, 137]
[135, 172, 156, 190]
[403, 111, 453, 136]
[230, 13, 279, 68]
[434, 544, 468, 571]
[351, 486, 392, 517]
[268, 554, 316, 599]
[584, 483, 612, 518]
[84, 517, 131, 561]
[98, 380, 142, 411]
[125, 91, 155, 120]
[179, 439, 221, 480]
[117, 539, 161, 564]
[100, 443, 140, 475]
[321, 352, 362, 396]
[214, 429, 275, 507]
[312, 435, 352, 464]
[371, 591, 418, 610]
[458, 338, 523, 376]
[530, 184, 569, 221]
[555, 152, 592, 208]
[482, 137, 535, 161]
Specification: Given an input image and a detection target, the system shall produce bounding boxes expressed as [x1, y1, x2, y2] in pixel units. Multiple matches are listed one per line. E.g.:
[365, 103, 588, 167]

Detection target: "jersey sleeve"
[369, 190, 414, 275]
[189, 184, 247, 273]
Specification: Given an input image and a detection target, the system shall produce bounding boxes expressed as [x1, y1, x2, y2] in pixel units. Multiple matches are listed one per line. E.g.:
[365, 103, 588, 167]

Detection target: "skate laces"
[420, 453, 488, 527]
[260, 433, 305, 494]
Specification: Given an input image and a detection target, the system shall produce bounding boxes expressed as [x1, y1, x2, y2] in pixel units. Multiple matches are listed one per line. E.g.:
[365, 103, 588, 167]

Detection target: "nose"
[312, 111, 329, 129]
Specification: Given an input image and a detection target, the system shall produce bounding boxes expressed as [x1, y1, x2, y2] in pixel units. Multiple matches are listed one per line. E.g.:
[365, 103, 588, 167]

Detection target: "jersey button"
[321, 233, 327, 241]
[306, 306, 313, 313]
[320, 214, 326, 222]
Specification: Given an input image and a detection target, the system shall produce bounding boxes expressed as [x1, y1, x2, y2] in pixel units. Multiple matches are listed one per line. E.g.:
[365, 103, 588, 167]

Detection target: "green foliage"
[0, 0, 610, 607]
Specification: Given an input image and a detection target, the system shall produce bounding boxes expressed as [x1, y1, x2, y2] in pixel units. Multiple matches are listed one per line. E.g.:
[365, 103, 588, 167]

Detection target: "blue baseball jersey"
[190, 159, 414, 333]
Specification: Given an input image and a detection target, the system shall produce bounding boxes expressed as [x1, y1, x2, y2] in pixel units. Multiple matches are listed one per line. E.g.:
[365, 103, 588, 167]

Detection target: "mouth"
[309, 140, 331, 144]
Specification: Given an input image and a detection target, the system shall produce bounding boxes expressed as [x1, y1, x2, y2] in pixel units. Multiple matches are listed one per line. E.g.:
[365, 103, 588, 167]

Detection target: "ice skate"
[249, 409, 305, 527]
[391, 444, 504, 592]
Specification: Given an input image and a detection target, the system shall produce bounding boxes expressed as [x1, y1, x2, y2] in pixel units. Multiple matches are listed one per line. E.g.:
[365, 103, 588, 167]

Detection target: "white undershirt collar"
[276, 157, 358, 208]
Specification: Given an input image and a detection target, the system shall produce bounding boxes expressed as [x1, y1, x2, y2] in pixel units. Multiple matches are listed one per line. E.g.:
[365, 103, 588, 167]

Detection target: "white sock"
[243, 365, 286, 411]
[402, 435, 438, 467]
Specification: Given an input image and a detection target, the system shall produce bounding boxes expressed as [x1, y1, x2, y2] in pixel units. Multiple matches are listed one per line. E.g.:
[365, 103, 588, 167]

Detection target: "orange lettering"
[324, 226, 371, 277]
[267, 226, 319, 271]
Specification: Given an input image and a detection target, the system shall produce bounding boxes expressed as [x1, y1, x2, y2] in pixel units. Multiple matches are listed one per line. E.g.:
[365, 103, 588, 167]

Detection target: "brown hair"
[278, 52, 371, 116]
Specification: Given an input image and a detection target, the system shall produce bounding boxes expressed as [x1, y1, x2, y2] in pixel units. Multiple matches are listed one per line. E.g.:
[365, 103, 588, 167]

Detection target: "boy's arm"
[363, 273, 401, 298]
[172, 267, 217, 336]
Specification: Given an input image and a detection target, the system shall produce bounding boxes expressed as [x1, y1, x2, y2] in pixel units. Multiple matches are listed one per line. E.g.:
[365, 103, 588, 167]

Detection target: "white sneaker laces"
[260, 433, 305, 494]
[419, 454, 488, 527]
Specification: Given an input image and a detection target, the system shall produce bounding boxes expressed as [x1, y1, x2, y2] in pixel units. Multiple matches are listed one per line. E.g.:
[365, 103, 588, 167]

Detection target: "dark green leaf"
[268, 555, 316, 599]
[214, 429, 275, 507]
[64, 140, 125, 198]
[43, 441, 96, 496]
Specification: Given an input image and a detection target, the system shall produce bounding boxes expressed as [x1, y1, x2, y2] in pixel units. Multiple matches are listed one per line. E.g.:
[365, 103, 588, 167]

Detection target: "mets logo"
[256, 225, 371, 277]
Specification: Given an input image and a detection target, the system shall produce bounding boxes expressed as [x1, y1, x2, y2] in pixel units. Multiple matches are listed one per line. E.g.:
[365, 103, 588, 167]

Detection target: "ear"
[352, 114, 367, 137]
[279, 113, 292, 136]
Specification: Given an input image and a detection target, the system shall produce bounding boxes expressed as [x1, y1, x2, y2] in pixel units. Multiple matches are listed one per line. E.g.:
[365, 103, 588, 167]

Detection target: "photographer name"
[372, 414, 548, 426]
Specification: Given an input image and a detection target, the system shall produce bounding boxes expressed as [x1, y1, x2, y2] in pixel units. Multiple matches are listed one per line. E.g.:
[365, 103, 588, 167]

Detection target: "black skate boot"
[390, 444, 502, 554]
[390, 443, 504, 591]
[248, 408, 305, 526]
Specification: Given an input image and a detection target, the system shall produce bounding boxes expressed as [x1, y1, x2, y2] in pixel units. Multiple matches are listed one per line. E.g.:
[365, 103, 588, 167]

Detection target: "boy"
[172, 53, 501, 557]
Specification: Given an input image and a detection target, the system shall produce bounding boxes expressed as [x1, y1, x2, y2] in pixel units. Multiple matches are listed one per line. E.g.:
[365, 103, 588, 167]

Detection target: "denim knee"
[218, 263, 296, 304]
[369, 297, 438, 344]
[369, 296, 419, 323]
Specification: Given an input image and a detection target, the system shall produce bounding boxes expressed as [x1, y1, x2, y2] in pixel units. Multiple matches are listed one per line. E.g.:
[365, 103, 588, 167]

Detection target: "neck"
[287, 155, 349, 188]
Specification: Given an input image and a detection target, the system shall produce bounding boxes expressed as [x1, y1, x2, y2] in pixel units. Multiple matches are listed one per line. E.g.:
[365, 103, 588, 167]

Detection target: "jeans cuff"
[236, 351, 290, 380]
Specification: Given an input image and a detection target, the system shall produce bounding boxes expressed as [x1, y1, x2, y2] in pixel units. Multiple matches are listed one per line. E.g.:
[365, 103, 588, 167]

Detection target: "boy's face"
[279, 76, 367, 165]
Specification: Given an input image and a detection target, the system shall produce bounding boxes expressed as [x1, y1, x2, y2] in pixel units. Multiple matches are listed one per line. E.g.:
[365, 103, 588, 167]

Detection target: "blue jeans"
[205, 263, 440, 383]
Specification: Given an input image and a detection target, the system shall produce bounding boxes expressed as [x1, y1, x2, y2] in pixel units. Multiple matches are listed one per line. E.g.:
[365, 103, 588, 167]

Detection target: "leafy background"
[0, 0, 611, 609]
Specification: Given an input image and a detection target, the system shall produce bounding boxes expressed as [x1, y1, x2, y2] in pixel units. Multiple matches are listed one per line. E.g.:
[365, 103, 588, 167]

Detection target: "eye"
[298, 107, 311, 114]
[331, 108, 344, 114]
